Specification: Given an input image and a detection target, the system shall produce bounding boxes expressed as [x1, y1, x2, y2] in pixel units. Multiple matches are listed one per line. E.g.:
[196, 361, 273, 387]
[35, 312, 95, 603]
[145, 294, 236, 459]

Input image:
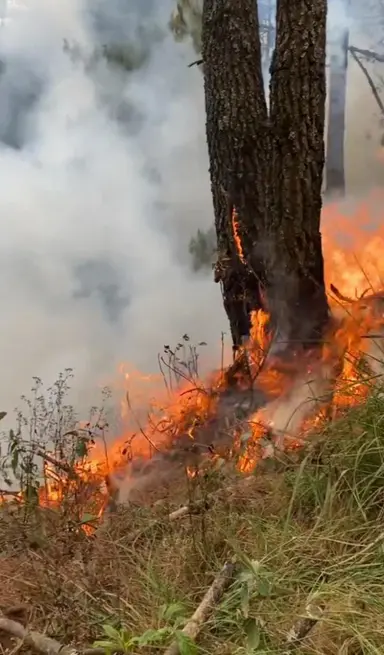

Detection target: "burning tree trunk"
[202, 0, 329, 355]
[266, 0, 330, 351]
[202, 0, 269, 354]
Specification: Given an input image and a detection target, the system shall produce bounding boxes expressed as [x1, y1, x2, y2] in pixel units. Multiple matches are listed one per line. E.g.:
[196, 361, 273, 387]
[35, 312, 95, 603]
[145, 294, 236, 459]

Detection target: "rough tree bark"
[267, 0, 330, 352]
[201, 0, 329, 356]
[201, 0, 269, 355]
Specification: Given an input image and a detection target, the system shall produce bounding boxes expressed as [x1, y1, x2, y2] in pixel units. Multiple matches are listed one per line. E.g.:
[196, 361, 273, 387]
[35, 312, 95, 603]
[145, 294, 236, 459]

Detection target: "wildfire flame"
[4, 192, 384, 530]
[232, 207, 245, 264]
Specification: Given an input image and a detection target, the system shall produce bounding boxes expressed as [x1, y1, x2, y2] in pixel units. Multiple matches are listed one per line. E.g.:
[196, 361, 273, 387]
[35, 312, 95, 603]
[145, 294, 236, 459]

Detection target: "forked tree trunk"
[202, 0, 329, 356]
[202, 0, 269, 355]
[267, 0, 330, 352]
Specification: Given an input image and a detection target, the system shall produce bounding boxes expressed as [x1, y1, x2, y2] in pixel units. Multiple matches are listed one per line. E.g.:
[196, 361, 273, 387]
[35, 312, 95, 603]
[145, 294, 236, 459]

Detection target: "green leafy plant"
[94, 602, 197, 654]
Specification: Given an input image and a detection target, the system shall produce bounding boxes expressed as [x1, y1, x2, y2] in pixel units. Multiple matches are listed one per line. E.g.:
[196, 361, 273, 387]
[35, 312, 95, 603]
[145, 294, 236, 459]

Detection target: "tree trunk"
[267, 0, 330, 353]
[202, 0, 269, 354]
[325, 22, 349, 197]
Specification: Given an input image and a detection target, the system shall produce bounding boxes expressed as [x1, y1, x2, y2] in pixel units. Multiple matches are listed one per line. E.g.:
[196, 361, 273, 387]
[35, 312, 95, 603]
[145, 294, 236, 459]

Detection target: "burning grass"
[2, 192, 384, 652]
[2, 391, 384, 654]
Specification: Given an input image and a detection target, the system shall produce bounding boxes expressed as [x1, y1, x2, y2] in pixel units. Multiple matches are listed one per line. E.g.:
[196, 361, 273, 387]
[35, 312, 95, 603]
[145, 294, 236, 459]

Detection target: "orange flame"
[232, 207, 245, 263]
[6, 191, 384, 526]
[234, 192, 384, 470]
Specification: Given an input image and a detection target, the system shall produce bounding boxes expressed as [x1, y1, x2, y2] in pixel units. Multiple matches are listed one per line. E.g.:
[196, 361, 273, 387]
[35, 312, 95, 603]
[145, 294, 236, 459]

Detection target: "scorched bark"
[267, 0, 330, 351]
[202, 0, 269, 354]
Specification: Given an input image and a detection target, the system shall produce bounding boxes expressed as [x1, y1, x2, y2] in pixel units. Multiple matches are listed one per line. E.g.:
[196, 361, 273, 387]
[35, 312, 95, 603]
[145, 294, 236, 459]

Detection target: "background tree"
[325, 0, 350, 197]
[344, 1, 384, 151]
[188, 227, 217, 271]
[169, 0, 203, 56]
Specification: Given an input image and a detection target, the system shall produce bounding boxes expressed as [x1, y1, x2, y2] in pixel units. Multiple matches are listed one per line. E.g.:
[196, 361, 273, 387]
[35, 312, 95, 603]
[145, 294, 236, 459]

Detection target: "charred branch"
[188, 58, 203, 67]
[35, 449, 80, 481]
[0, 616, 81, 655]
[163, 561, 236, 655]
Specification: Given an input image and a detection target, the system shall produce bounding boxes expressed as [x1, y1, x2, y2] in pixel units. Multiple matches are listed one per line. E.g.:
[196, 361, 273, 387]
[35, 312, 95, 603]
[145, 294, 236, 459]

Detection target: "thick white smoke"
[0, 0, 227, 414]
[0, 0, 383, 422]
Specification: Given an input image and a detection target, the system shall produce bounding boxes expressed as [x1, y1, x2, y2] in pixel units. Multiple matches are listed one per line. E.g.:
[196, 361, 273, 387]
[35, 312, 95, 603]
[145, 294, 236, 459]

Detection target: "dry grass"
[2, 390, 384, 654]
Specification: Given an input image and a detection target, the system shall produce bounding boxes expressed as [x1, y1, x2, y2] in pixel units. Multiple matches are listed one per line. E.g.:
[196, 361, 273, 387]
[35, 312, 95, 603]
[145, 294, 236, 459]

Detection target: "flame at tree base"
[3, 193, 384, 531]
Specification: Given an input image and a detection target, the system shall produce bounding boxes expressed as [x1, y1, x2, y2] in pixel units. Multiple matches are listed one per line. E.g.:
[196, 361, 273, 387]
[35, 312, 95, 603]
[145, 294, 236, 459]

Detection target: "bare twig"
[329, 283, 354, 304]
[125, 390, 161, 455]
[163, 561, 236, 655]
[35, 449, 80, 480]
[349, 47, 384, 116]
[159, 354, 195, 387]
[188, 58, 203, 67]
[158, 352, 171, 397]
[168, 503, 204, 521]
[349, 45, 384, 63]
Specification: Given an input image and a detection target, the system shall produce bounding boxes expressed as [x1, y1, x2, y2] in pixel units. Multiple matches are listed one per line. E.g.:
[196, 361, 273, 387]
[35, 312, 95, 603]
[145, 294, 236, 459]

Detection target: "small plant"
[0, 371, 112, 531]
[94, 602, 197, 654]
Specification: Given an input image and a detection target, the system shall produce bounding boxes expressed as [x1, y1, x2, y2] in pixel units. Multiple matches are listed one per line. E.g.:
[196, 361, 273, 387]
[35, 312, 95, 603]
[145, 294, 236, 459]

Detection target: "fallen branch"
[284, 616, 319, 652]
[0, 616, 79, 655]
[119, 499, 211, 546]
[168, 498, 209, 521]
[283, 598, 324, 652]
[163, 561, 236, 655]
[0, 615, 109, 655]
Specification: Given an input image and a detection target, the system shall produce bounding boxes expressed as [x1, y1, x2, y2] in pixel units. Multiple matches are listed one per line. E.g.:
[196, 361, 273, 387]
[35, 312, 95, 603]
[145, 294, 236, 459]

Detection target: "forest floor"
[1, 389, 384, 655]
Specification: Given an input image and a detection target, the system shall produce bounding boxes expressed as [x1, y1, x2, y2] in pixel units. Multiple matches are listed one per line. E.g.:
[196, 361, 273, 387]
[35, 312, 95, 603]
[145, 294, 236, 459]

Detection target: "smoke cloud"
[0, 0, 227, 414]
[0, 0, 383, 420]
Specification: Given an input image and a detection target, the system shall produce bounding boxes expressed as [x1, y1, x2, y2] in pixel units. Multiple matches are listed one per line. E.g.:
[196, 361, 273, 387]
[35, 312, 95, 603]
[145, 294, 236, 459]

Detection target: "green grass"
[2, 390, 384, 654]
